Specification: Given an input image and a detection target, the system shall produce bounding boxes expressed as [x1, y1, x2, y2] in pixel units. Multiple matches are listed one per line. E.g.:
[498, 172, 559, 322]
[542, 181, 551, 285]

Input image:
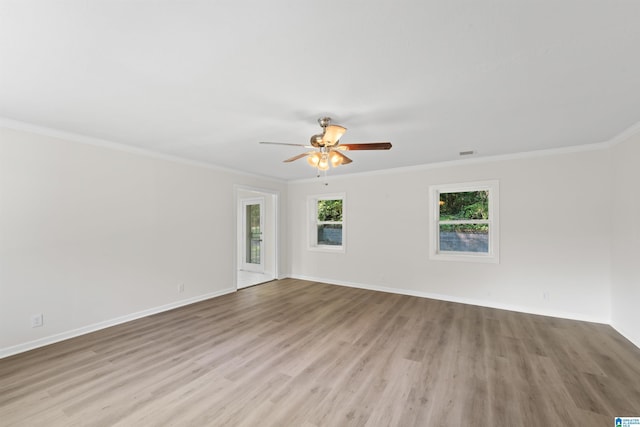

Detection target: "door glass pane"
[439, 224, 489, 253]
[439, 191, 489, 221]
[246, 204, 261, 264]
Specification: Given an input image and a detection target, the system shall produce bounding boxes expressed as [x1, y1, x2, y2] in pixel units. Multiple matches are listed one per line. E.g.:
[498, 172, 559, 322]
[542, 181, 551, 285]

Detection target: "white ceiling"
[1, 1, 640, 180]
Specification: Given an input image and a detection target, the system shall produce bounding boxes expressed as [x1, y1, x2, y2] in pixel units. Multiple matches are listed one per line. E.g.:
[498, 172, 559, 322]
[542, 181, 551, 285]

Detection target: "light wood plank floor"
[1, 278, 640, 426]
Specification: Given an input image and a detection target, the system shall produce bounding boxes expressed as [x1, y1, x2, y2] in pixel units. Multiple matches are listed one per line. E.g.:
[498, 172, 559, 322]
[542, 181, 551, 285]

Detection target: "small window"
[429, 181, 499, 263]
[309, 194, 345, 252]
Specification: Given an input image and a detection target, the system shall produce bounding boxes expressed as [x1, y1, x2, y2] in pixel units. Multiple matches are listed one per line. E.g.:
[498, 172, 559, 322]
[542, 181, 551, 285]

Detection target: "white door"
[241, 198, 265, 273]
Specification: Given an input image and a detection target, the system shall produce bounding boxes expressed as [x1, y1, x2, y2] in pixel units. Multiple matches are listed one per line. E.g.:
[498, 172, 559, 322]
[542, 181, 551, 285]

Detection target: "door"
[236, 187, 279, 289]
[241, 198, 265, 273]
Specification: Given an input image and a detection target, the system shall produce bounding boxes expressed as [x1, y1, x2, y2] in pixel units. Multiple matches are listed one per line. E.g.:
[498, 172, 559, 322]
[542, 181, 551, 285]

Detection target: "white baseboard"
[0, 287, 236, 359]
[289, 274, 610, 325]
[3, 277, 620, 359]
[610, 321, 640, 350]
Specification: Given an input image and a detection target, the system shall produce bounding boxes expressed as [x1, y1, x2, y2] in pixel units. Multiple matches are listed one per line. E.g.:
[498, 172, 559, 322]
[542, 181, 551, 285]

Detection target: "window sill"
[309, 245, 345, 254]
[430, 251, 499, 263]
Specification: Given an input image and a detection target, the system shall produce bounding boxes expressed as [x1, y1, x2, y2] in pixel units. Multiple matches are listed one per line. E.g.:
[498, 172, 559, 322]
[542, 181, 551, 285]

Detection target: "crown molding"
[4, 115, 639, 185]
[289, 141, 611, 184]
[604, 118, 640, 147]
[0, 117, 285, 184]
[289, 119, 640, 184]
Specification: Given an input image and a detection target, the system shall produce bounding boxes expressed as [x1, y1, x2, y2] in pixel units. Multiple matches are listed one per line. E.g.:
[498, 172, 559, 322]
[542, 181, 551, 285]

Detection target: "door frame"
[234, 185, 279, 289]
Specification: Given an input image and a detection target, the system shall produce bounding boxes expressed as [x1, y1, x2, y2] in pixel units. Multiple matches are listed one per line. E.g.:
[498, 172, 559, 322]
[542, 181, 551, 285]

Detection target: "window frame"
[308, 193, 346, 253]
[429, 180, 499, 263]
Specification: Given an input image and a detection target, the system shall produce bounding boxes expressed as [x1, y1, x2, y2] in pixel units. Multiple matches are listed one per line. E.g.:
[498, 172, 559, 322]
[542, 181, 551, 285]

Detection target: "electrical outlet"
[178, 283, 185, 293]
[31, 314, 43, 328]
[543, 292, 550, 301]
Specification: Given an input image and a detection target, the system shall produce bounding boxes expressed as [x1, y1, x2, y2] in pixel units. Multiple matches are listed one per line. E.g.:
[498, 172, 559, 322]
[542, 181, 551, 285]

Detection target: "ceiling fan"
[260, 117, 392, 171]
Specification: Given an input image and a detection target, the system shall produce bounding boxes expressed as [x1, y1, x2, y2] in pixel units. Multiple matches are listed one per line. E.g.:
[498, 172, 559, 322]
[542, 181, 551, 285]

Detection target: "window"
[309, 194, 345, 252]
[429, 181, 499, 263]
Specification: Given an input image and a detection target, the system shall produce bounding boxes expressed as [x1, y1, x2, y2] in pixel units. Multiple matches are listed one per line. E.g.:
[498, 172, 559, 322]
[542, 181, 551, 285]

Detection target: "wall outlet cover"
[31, 314, 43, 328]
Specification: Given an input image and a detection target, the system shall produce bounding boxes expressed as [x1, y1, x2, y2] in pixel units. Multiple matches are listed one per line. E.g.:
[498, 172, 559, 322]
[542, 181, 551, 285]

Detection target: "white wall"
[611, 131, 640, 348]
[0, 126, 286, 357]
[288, 149, 612, 323]
[3, 121, 638, 357]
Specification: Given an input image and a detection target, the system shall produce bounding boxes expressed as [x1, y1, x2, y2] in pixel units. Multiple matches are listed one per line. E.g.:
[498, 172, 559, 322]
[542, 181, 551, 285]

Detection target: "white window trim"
[308, 193, 346, 253]
[429, 180, 499, 263]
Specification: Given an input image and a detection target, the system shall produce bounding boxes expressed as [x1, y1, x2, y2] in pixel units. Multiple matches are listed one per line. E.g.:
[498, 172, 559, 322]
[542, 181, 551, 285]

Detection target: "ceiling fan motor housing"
[310, 134, 323, 147]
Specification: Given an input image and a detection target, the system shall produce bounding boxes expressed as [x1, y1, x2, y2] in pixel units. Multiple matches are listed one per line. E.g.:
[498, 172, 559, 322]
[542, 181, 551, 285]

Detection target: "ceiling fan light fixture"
[329, 151, 343, 167]
[307, 152, 320, 167]
[317, 153, 330, 171]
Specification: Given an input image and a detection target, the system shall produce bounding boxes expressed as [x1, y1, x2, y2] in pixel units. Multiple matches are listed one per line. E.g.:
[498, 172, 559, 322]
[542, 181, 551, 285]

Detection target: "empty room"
[1, 1, 640, 426]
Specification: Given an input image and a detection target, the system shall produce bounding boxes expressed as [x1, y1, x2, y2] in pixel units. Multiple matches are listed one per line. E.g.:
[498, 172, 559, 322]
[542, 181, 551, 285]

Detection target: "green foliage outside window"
[317, 199, 343, 222]
[439, 191, 489, 232]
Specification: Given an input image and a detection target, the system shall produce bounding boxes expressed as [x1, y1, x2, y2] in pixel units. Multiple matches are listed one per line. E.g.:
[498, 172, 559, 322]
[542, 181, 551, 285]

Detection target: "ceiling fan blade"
[283, 151, 314, 163]
[333, 150, 353, 164]
[322, 124, 347, 146]
[339, 142, 392, 151]
[260, 142, 310, 147]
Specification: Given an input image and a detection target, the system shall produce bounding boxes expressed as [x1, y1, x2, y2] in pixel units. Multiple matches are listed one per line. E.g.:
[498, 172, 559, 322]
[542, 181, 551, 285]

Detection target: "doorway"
[236, 187, 278, 289]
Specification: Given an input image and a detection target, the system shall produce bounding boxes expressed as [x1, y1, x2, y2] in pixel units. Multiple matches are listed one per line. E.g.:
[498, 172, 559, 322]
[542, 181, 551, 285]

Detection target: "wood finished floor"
[1, 278, 640, 426]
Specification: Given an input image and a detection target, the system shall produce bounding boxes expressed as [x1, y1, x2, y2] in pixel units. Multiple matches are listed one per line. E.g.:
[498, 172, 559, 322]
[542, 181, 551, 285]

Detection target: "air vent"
[459, 150, 475, 156]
